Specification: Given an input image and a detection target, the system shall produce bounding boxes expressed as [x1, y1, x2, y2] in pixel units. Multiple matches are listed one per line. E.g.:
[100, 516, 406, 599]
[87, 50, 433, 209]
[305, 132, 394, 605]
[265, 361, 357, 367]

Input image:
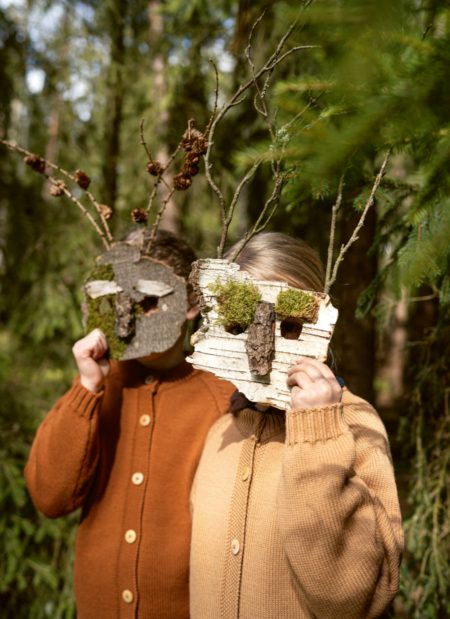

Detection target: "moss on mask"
[85, 295, 128, 359]
[209, 278, 261, 332]
[88, 263, 115, 282]
[85, 264, 126, 359]
[275, 289, 319, 323]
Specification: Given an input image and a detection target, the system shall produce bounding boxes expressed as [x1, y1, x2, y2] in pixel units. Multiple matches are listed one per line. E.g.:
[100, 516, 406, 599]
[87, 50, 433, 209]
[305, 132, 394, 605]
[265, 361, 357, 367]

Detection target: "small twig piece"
[324, 149, 391, 293]
[47, 177, 111, 249]
[324, 173, 345, 291]
[140, 118, 153, 160]
[204, 59, 219, 138]
[228, 171, 287, 262]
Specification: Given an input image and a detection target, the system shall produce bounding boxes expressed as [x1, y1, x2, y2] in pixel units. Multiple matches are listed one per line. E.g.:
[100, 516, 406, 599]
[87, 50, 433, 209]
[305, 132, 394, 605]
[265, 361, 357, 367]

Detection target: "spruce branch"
[324, 149, 391, 294]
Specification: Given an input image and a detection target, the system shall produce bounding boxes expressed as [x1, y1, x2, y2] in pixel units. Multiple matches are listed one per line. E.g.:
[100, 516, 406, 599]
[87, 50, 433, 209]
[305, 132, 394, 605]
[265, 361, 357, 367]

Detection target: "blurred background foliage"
[0, 0, 449, 616]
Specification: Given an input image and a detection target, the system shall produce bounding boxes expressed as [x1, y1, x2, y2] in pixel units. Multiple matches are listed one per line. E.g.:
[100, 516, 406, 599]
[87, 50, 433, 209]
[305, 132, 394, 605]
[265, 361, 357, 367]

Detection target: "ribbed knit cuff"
[286, 403, 349, 444]
[66, 381, 103, 420]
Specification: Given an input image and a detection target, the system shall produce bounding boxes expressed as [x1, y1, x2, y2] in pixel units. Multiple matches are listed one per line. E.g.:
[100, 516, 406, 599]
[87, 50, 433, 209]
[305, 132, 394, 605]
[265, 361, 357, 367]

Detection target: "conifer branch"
[324, 150, 391, 294]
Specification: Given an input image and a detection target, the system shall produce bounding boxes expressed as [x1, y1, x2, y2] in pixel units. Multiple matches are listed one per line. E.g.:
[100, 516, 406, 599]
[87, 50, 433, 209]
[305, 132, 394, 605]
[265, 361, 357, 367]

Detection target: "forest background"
[0, 0, 449, 617]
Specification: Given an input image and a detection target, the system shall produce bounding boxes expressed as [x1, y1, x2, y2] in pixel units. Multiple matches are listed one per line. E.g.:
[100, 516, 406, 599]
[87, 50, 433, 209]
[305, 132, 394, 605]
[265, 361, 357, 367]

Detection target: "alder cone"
[146, 160, 164, 176]
[75, 169, 91, 190]
[181, 162, 199, 177]
[131, 208, 148, 223]
[99, 203, 113, 220]
[24, 154, 46, 174]
[173, 173, 192, 190]
[50, 183, 65, 197]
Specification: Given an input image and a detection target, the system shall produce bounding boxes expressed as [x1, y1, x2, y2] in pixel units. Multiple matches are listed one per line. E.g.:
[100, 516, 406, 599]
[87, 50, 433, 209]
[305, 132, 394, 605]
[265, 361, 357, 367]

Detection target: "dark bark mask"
[83, 242, 187, 360]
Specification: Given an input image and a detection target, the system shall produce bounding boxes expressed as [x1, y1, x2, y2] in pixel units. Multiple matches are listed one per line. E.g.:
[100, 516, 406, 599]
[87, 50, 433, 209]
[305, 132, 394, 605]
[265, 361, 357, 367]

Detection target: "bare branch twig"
[324, 173, 345, 292]
[217, 160, 262, 258]
[325, 149, 391, 293]
[140, 118, 153, 160]
[204, 59, 219, 138]
[0, 138, 112, 248]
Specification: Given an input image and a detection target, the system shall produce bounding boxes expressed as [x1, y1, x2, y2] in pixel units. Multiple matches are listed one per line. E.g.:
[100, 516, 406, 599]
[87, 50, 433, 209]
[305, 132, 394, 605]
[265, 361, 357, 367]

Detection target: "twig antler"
[0, 138, 113, 249]
[203, 13, 317, 259]
[324, 149, 391, 294]
[139, 117, 208, 253]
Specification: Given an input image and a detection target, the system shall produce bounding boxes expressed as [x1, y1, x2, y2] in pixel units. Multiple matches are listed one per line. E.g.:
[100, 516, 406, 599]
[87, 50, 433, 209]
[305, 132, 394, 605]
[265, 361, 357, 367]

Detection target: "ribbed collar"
[234, 406, 285, 443]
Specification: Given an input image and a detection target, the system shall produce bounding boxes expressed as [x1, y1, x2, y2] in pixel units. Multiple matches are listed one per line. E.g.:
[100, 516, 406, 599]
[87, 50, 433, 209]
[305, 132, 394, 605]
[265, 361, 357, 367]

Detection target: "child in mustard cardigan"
[189, 231, 403, 619]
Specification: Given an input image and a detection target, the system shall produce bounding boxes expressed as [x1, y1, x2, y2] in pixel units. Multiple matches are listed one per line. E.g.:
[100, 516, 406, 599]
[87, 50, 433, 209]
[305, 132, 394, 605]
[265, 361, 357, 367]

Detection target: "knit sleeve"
[24, 377, 103, 518]
[277, 395, 404, 619]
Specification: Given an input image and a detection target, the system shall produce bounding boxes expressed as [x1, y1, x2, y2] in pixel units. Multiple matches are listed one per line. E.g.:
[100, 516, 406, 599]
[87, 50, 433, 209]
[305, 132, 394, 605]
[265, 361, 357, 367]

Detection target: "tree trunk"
[101, 0, 126, 212]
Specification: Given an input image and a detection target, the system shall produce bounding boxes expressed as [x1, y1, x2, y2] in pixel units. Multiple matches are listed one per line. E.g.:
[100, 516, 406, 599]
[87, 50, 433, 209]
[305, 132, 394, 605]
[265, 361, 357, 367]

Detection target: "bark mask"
[187, 259, 338, 410]
[84, 242, 188, 360]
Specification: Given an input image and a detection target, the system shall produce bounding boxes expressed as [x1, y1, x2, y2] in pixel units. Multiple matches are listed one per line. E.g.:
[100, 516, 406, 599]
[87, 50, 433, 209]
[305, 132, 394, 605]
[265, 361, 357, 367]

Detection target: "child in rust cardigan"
[189, 232, 404, 619]
[25, 229, 234, 619]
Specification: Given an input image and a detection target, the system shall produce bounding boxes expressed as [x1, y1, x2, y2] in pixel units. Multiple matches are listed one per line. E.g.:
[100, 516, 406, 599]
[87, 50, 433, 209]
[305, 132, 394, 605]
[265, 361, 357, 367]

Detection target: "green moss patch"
[84, 263, 128, 359]
[87, 262, 114, 282]
[275, 289, 319, 323]
[209, 278, 261, 332]
[85, 295, 127, 359]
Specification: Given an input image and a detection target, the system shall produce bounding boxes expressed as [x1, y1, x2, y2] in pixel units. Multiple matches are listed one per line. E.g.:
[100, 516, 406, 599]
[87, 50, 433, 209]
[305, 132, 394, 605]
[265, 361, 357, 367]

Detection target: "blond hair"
[226, 232, 324, 292]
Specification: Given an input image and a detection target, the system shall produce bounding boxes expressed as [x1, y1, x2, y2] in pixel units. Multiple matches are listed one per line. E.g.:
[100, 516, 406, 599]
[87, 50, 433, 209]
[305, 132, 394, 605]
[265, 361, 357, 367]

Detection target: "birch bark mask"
[84, 242, 188, 360]
[187, 259, 338, 410]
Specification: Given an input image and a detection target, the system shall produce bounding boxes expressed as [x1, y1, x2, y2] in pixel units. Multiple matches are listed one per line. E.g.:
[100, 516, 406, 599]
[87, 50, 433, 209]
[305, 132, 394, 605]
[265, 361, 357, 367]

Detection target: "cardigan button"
[125, 529, 137, 544]
[231, 538, 240, 555]
[139, 414, 151, 426]
[122, 589, 134, 604]
[131, 472, 144, 485]
[242, 466, 251, 481]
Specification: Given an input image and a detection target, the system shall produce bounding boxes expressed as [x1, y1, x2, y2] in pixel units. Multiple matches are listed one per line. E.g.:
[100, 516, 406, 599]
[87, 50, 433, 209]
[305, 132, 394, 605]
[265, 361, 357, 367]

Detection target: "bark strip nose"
[245, 301, 275, 376]
[115, 291, 135, 338]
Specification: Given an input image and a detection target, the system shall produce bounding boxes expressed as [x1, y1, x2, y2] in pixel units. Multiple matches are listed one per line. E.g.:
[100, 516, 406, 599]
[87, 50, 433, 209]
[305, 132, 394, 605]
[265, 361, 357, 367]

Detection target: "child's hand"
[287, 357, 342, 410]
[72, 328, 110, 393]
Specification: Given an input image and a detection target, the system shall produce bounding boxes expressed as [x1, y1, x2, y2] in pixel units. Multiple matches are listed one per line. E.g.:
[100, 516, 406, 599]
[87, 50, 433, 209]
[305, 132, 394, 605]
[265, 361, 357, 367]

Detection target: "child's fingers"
[287, 370, 314, 390]
[287, 357, 335, 382]
[73, 328, 108, 361]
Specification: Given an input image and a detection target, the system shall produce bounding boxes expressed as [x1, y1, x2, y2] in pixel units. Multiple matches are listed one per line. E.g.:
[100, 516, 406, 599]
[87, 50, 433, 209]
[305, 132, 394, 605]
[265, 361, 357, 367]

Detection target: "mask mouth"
[279, 319, 303, 340]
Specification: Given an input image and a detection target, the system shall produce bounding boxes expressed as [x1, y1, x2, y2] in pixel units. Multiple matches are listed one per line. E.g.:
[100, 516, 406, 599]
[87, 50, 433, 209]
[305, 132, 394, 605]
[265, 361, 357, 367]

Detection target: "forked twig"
[205, 13, 316, 258]
[0, 138, 112, 249]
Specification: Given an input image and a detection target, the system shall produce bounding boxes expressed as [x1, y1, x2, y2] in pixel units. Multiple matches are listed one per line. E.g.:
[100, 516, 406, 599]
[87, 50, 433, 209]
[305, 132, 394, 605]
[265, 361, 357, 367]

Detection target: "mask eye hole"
[225, 323, 246, 335]
[280, 319, 303, 340]
[139, 296, 159, 316]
